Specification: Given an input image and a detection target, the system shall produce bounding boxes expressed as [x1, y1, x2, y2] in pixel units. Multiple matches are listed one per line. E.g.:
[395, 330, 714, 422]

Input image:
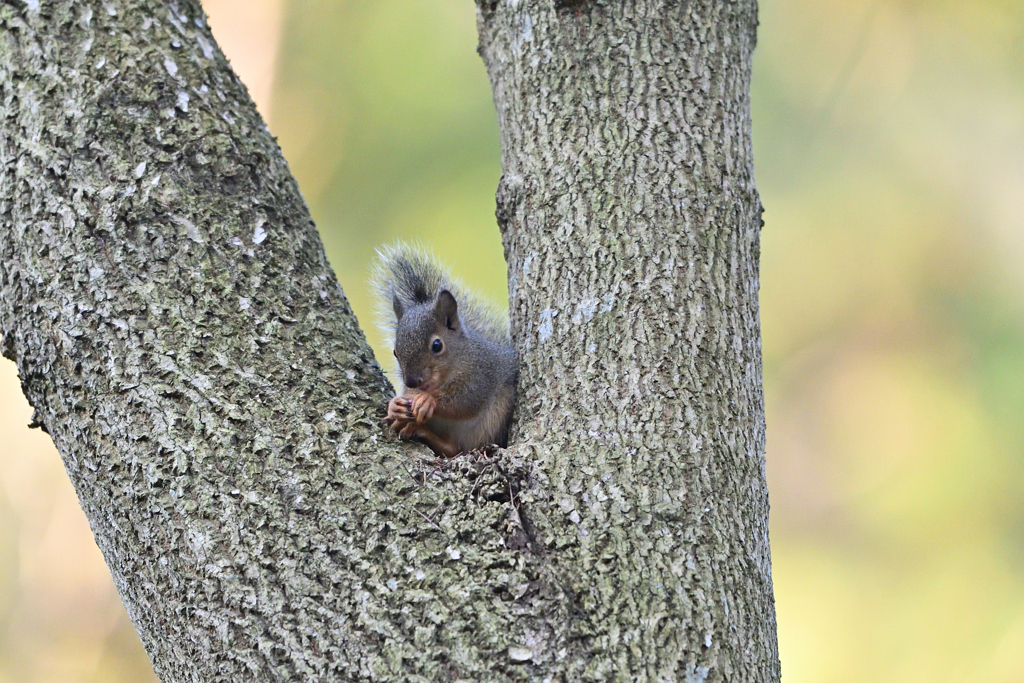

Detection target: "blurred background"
[0, 0, 1021, 680]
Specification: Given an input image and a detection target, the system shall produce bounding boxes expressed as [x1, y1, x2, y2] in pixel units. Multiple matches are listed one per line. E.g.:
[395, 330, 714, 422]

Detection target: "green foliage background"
[0, 1, 1021, 681]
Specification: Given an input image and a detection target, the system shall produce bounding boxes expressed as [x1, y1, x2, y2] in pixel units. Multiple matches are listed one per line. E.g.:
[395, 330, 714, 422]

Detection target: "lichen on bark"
[0, 0, 778, 681]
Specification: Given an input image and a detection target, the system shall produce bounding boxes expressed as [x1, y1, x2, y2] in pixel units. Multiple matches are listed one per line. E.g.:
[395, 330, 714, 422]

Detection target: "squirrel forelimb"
[386, 394, 460, 457]
[386, 393, 435, 425]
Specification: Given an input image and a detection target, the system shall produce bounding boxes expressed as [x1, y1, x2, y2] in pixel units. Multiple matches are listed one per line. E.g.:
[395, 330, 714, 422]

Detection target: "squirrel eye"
[431, 339, 443, 354]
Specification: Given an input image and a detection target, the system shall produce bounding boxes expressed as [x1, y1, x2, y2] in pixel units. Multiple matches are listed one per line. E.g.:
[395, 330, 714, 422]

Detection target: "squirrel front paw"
[385, 394, 435, 428]
[384, 399, 460, 457]
[386, 395, 413, 425]
[410, 392, 436, 423]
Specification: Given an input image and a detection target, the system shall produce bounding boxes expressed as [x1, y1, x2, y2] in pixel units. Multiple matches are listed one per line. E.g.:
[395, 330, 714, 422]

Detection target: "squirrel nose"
[405, 376, 422, 389]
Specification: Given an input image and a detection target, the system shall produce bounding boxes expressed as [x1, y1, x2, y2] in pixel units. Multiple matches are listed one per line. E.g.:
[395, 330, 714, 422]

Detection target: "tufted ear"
[434, 290, 460, 332]
[393, 296, 404, 321]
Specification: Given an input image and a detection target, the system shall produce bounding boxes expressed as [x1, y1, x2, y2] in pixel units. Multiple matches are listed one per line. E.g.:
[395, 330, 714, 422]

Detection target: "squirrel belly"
[371, 242, 517, 457]
[422, 376, 516, 454]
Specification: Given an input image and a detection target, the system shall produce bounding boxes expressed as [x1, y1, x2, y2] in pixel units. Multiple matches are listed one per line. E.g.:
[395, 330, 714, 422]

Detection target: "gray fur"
[370, 242, 517, 452]
[371, 243, 510, 351]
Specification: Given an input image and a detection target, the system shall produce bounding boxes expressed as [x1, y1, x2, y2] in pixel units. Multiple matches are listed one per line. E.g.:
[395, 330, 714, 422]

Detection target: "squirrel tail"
[369, 241, 510, 350]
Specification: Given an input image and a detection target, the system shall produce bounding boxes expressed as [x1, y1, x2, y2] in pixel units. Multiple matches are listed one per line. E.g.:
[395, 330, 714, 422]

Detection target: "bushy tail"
[369, 242, 510, 350]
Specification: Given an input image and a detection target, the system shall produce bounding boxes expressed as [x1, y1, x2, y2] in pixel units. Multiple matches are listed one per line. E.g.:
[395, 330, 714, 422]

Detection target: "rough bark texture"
[0, 0, 777, 681]
[479, 1, 777, 680]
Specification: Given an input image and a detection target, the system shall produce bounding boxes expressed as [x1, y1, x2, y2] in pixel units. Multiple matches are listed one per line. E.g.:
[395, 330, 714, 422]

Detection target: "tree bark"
[0, 0, 777, 681]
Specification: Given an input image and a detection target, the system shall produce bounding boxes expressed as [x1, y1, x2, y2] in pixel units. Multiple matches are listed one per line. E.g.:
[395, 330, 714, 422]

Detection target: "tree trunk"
[0, 0, 777, 681]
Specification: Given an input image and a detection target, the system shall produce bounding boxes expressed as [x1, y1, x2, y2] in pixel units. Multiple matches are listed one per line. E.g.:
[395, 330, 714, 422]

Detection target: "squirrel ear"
[435, 290, 460, 332]
[393, 296, 404, 321]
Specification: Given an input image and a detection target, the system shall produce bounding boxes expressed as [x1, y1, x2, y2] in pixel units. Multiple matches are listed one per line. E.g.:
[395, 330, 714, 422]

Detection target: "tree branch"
[0, 0, 778, 680]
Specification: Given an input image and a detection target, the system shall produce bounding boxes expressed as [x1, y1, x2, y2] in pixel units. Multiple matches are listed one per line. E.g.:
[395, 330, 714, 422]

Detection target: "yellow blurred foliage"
[0, 0, 1021, 680]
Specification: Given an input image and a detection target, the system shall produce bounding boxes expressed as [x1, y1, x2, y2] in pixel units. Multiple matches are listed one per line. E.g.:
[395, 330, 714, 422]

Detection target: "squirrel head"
[392, 289, 465, 393]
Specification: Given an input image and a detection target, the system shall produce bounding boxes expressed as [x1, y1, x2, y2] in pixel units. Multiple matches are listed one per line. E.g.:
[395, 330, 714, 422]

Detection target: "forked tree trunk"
[0, 0, 777, 681]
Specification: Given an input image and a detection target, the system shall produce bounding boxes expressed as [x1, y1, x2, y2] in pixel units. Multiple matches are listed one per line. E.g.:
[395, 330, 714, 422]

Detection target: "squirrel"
[370, 242, 517, 457]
